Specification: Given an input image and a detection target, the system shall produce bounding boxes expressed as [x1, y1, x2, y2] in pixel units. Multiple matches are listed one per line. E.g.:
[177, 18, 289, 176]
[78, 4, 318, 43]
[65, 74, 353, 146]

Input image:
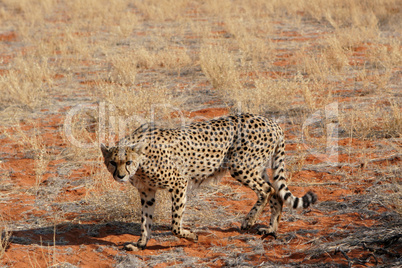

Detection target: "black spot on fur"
[293, 198, 299, 209]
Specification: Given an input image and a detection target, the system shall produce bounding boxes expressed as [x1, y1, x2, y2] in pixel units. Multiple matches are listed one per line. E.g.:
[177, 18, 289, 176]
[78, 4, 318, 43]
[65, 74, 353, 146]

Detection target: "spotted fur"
[100, 113, 317, 250]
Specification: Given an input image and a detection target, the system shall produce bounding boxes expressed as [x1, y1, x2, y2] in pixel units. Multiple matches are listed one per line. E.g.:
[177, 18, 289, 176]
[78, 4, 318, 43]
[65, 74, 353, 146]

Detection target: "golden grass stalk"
[344, 101, 401, 139]
[0, 54, 52, 110]
[134, 0, 188, 22]
[96, 81, 186, 141]
[199, 45, 240, 90]
[134, 46, 193, 71]
[3, 123, 52, 193]
[107, 53, 139, 86]
[0, 214, 11, 260]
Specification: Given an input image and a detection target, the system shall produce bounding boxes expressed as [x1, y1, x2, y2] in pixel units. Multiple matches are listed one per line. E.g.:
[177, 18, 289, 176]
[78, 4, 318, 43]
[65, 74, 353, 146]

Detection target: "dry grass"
[0, 0, 401, 266]
[0, 0, 398, 187]
[2, 124, 53, 194]
[341, 101, 401, 139]
[134, 0, 189, 22]
[0, 53, 53, 110]
[293, 0, 401, 29]
[84, 167, 141, 222]
[200, 45, 240, 90]
[228, 74, 302, 114]
[0, 214, 11, 260]
[97, 82, 185, 136]
[199, 44, 299, 114]
[131, 46, 193, 71]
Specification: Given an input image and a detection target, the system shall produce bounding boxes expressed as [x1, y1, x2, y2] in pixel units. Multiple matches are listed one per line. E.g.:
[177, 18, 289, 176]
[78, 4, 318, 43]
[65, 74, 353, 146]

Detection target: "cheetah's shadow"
[8, 221, 172, 248]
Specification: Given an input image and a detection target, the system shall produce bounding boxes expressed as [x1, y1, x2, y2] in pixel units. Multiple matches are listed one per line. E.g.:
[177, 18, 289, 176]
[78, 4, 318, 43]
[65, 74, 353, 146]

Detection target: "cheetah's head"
[100, 143, 146, 183]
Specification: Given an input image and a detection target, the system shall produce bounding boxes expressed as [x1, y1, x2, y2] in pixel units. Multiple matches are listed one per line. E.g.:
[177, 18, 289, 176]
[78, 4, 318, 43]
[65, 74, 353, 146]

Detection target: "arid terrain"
[0, 0, 401, 267]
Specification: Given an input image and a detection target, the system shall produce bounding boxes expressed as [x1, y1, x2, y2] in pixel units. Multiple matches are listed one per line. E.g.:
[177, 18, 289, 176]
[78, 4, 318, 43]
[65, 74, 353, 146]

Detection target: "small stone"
[124, 244, 140, 251]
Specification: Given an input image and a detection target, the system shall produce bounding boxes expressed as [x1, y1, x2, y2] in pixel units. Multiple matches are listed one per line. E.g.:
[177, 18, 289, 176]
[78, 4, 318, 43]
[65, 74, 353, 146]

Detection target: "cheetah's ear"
[131, 142, 146, 155]
[100, 143, 109, 157]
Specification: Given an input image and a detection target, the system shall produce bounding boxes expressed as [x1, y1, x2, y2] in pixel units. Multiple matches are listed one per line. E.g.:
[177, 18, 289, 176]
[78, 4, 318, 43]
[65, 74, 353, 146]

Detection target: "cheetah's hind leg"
[257, 193, 283, 239]
[229, 168, 275, 231]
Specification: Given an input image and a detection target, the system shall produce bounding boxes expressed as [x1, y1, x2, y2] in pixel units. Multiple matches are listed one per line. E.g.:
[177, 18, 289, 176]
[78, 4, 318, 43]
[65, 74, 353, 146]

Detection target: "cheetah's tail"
[271, 138, 317, 210]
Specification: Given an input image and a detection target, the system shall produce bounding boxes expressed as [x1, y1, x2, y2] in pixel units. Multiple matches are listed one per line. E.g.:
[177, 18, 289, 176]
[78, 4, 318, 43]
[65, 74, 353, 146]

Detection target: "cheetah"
[100, 113, 317, 250]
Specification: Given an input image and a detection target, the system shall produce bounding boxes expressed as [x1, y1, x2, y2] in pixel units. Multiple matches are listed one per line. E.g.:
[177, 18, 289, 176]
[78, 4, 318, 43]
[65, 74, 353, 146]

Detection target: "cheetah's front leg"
[124, 190, 156, 251]
[171, 185, 198, 242]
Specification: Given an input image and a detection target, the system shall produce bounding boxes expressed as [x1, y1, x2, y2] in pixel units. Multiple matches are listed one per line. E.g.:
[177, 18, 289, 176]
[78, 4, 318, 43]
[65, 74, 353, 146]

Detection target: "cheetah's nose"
[117, 174, 125, 179]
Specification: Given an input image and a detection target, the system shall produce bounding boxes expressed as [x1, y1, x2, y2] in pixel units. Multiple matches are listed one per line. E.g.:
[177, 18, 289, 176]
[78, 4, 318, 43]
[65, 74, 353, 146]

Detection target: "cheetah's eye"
[110, 161, 117, 166]
[126, 161, 133, 166]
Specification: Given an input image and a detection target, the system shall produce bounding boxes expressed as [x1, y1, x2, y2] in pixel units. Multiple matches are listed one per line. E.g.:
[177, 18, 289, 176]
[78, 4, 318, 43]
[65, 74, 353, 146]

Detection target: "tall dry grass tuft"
[342, 101, 401, 140]
[201, 0, 400, 30]
[200, 45, 315, 114]
[384, 101, 402, 138]
[65, 0, 135, 32]
[134, 0, 189, 22]
[298, 32, 354, 82]
[391, 179, 402, 216]
[321, 35, 352, 73]
[3, 123, 53, 193]
[224, 17, 275, 65]
[133, 46, 193, 71]
[295, 0, 400, 29]
[231, 74, 300, 114]
[91, 78, 188, 149]
[0, 215, 11, 260]
[106, 44, 193, 85]
[199, 45, 239, 90]
[367, 39, 401, 71]
[0, 0, 57, 30]
[0, 53, 53, 110]
[98, 82, 183, 118]
[107, 53, 139, 86]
